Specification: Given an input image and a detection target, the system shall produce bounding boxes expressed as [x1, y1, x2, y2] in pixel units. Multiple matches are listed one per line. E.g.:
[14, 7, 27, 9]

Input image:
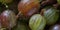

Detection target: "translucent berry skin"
[18, 0, 40, 17]
[29, 14, 46, 30]
[42, 7, 59, 25]
[49, 24, 60, 30]
[0, 10, 17, 28]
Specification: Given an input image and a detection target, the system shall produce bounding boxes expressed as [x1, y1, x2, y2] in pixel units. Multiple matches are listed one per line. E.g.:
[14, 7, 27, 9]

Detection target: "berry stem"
[16, 12, 22, 19]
